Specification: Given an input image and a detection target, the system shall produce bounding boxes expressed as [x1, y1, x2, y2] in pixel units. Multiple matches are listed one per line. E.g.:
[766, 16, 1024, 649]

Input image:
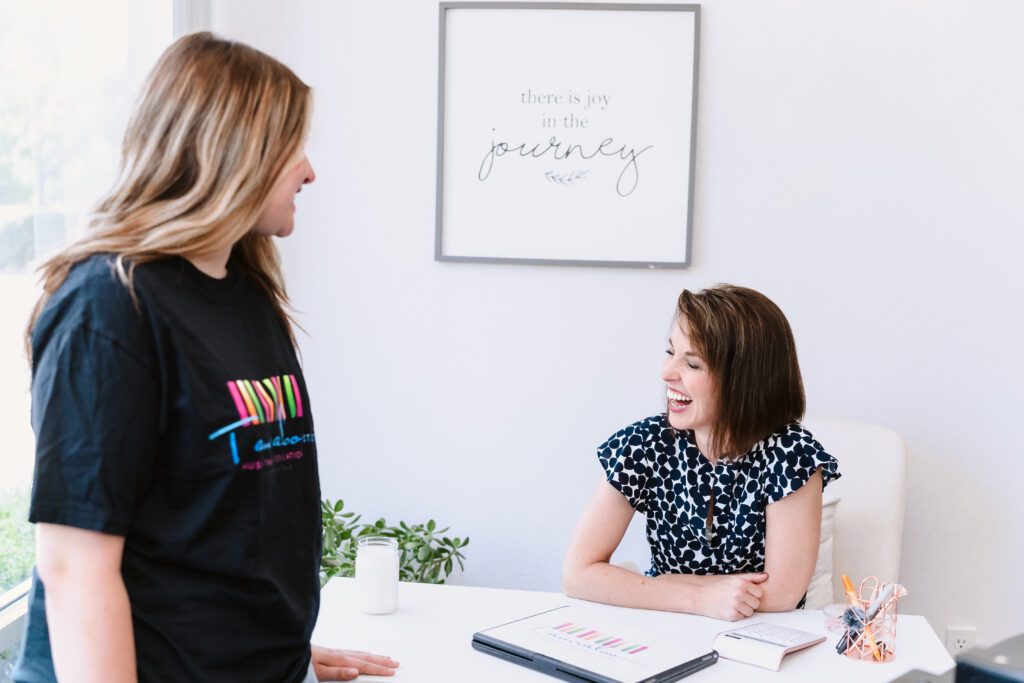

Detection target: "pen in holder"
[836, 576, 907, 663]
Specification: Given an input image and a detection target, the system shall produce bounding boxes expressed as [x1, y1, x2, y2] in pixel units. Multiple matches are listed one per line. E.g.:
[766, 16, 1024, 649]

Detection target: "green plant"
[0, 487, 34, 592]
[320, 499, 469, 589]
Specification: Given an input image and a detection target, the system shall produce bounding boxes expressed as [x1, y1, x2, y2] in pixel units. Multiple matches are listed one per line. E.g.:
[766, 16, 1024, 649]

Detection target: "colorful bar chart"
[552, 621, 650, 654]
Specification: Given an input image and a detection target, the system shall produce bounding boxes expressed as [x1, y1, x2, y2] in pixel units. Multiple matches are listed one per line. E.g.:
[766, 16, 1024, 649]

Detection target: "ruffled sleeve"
[762, 424, 840, 505]
[596, 416, 662, 513]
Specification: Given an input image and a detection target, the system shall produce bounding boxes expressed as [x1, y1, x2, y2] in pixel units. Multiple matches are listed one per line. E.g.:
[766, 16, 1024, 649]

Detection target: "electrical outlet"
[946, 625, 977, 654]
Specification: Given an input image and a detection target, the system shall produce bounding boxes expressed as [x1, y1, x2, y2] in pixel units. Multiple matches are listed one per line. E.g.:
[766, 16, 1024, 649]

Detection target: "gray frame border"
[435, 2, 701, 269]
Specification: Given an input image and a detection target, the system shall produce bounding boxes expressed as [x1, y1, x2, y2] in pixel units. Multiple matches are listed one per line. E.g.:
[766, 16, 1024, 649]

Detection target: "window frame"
[0, 0, 209, 654]
[0, 579, 31, 659]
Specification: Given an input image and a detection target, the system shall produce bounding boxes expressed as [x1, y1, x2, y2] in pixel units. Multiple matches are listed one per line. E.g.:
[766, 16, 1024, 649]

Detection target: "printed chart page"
[478, 606, 714, 682]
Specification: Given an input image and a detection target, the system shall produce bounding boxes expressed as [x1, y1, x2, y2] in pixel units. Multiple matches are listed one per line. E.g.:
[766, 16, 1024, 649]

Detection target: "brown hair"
[676, 284, 805, 458]
[25, 32, 312, 356]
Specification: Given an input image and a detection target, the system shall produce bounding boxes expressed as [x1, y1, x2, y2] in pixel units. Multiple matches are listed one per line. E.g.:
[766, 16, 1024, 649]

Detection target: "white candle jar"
[355, 536, 400, 615]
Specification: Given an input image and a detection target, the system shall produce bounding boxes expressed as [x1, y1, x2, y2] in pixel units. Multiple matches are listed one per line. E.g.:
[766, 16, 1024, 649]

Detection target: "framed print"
[435, 2, 700, 268]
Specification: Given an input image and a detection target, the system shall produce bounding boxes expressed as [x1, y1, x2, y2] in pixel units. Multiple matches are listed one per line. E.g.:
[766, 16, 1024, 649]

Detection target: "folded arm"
[757, 469, 824, 611]
[562, 481, 767, 621]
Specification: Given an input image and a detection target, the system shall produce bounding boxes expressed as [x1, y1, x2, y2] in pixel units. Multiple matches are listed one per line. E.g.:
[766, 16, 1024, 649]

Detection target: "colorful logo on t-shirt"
[207, 374, 314, 469]
[226, 375, 304, 424]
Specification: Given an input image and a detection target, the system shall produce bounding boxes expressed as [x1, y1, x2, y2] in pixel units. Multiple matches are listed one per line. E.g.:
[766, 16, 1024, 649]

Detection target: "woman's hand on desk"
[657, 573, 768, 621]
[311, 645, 400, 680]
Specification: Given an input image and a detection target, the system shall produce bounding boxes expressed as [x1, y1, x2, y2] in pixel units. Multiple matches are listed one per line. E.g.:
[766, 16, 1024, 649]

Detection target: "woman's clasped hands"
[657, 572, 770, 621]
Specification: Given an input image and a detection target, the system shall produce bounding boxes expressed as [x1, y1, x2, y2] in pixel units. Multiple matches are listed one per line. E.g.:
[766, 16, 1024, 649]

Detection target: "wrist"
[657, 574, 702, 614]
[687, 582, 705, 615]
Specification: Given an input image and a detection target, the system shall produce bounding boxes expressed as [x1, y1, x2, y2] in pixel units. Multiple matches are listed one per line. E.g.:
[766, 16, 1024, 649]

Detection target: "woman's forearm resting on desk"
[562, 482, 763, 621]
[563, 475, 823, 620]
[564, 554, 767, 621]
[36, 523, 138, 683]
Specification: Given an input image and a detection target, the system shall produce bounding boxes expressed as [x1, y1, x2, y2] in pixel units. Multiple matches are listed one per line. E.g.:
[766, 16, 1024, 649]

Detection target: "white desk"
[313, 578, 954, 682]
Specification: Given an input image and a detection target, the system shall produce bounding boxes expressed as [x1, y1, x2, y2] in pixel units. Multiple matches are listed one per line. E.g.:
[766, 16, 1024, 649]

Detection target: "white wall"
[213, 0, 1024, 647]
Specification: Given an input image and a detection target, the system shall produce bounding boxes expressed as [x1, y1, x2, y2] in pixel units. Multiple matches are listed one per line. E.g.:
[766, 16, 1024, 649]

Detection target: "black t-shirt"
[16, 254, 321, 683]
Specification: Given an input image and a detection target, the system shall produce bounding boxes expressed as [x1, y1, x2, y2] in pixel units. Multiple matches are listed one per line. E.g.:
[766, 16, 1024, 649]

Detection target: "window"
[0, 2, 178, 670]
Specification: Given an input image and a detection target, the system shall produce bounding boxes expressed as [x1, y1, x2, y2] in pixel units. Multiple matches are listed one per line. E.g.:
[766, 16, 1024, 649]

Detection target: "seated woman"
[563, 285, 840, 621]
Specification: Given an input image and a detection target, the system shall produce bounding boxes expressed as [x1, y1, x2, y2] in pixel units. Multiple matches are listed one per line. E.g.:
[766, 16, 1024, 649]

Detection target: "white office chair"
[802, 415, 907, 607]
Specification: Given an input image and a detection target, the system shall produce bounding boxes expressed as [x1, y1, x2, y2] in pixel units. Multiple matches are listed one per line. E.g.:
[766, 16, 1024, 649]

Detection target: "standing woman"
[16, 33, 397, 682]
[563, 285, 840, 621]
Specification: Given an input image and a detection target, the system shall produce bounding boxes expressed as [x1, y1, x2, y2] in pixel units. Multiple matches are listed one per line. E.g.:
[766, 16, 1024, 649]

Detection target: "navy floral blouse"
[598, 415, 840, 577]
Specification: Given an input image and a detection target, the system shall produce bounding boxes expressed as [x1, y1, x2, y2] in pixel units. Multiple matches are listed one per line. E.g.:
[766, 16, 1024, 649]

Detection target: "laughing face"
[662, 318, 718, 450]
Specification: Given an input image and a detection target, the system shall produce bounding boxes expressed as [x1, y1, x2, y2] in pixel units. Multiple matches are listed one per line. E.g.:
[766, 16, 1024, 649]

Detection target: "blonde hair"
[25, 32, 312, 356]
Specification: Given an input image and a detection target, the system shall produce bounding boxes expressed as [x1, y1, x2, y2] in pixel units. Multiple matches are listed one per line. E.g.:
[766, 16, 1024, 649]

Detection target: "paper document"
[713, 622, 826, 671]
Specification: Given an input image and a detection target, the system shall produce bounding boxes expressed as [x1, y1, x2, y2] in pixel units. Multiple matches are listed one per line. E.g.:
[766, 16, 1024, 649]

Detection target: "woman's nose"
[661, 358, 679, 382]
[303, 158, 316, 184]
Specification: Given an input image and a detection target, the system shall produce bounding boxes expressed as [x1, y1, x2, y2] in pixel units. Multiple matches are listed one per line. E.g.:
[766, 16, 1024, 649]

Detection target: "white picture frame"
[435, 2, 701, 268]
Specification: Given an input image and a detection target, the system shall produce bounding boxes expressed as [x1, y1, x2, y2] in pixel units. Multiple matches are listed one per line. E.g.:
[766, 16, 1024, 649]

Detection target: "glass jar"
[355, 536, 399, 615]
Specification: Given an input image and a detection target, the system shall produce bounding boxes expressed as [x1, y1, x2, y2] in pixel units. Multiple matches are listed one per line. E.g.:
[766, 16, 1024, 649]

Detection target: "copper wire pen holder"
[842, 577, 907, 663]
